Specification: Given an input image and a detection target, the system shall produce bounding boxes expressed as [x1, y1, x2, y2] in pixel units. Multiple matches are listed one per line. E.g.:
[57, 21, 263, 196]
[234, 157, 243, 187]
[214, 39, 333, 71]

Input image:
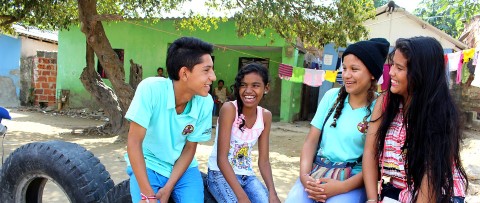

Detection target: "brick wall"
[33, 51, 57, 107]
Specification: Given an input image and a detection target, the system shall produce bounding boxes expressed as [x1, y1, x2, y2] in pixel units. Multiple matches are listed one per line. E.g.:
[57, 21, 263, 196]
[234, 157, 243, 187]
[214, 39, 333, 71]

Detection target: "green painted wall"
[58, 19, 299, 119]
[279, 48, 304, 122]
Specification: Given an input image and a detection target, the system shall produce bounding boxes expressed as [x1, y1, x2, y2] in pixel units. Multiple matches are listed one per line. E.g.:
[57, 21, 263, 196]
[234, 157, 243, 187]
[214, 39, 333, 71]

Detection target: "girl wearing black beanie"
[285, 38, 390, 203]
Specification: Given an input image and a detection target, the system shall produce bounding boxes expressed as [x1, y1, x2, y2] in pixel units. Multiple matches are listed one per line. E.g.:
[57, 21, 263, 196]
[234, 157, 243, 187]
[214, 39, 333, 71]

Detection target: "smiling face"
[238, 72, 269, 108]
[183, 54, 216, 97]
[342, 54, 375, 96]
[389, 49, 409, 99]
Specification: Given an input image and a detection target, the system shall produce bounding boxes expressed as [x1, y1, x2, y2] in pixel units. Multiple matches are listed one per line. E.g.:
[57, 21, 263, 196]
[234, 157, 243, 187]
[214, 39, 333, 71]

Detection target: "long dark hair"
[376, 37, 468, 202]
[234, 63, 269, 131]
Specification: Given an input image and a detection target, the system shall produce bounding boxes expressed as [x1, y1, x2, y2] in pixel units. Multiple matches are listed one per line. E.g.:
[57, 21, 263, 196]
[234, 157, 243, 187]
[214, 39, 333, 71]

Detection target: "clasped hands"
[302, 175, 346, 203]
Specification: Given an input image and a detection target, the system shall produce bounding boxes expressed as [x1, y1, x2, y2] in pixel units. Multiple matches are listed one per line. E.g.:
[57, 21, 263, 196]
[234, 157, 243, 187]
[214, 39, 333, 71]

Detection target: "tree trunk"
[77, 0, 133, 140]
[129, 59, 142, 90]
[80, 42, 128, 137]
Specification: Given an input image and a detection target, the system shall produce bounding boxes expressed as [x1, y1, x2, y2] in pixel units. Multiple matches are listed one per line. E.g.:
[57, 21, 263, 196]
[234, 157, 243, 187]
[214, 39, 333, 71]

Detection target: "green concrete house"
[57, 19, 306, 122]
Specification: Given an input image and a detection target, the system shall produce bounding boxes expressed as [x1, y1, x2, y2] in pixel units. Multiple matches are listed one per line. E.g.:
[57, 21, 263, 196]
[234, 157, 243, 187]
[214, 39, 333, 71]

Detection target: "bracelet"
[366, 199, 377, 202]
[140, 193, 156, 203]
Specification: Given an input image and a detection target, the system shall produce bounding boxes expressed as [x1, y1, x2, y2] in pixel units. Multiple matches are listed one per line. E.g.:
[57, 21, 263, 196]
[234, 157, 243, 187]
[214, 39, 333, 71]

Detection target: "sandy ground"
[0, 108, 479, 202]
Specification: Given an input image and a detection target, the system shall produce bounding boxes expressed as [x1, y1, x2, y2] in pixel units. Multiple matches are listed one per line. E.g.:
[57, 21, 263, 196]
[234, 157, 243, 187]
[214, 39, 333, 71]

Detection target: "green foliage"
[0, 0, 185, 33]
[414, 0, 480, 38]
[373, 0, 389, 8]
[179, 0, 376, 48]
[1, 0, 375, 48]
[0, 0, 77, 33]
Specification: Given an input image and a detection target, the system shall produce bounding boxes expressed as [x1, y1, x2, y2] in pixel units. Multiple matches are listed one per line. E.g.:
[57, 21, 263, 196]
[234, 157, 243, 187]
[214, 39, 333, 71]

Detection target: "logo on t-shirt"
[182, 124, 194, 135]
[202, 128, 212, 135]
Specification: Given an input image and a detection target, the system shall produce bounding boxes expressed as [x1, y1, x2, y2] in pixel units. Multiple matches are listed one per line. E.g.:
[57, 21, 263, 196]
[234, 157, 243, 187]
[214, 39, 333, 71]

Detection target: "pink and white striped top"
[381, 106, 466, 202]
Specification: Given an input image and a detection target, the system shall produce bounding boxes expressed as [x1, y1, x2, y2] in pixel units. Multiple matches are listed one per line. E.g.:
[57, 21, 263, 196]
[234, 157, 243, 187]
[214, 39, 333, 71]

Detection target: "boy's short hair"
[218, 79, 224, 84]
[166, 37, 214, 81]
[157, 67, 163, 72]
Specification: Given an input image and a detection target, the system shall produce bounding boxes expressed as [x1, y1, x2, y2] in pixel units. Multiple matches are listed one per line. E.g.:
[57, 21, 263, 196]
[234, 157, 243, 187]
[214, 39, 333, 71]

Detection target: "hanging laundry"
[461, 62, 470, 84]
[473, 48, 479, 66]
[467, 60, 475, 75]
[303, 69, 325, 87]
[444, 54, 450, 73]
[447, 52, 462, 72]
[336, 70, 343, 85]
[381, 64, 391, 91]
[278, 63, 293, 80]
[378, 75, 384, 85]
[310, 62, 320, 69]
[471, 62, 480, 88]
[455, 53, 464, 84]
[444, 54, 450, 86]
[289, 67, 305, 83]
[324, 70, 338, 83]
[463, 48, 475, 62]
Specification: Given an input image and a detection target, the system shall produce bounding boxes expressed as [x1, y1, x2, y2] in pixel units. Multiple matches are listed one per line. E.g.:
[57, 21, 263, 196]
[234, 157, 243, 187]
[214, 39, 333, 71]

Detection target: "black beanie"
[342, 38, 390, 80]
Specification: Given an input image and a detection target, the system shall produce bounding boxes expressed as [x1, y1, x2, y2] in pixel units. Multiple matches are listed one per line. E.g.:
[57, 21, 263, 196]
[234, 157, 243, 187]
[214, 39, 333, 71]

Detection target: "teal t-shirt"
[310, 88, 377, 174]
[125, 77, 213, 178]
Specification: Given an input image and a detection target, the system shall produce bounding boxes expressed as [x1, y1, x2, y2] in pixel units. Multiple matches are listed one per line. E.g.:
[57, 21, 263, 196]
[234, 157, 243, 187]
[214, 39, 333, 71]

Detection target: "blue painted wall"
[0, 34, 21, 96]
[317, 43, 339, 103]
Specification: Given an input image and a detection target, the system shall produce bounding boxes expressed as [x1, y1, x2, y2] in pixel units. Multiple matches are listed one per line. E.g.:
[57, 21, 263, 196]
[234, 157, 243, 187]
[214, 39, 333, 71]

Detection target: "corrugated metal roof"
[13, 24, 58, 43]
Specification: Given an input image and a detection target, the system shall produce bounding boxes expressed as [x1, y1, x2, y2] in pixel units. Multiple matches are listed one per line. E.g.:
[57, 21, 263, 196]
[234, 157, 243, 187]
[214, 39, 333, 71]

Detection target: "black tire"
[102, 172, 217, 203]
[101, 179, 131, 203]
[0, 140, 114, 203]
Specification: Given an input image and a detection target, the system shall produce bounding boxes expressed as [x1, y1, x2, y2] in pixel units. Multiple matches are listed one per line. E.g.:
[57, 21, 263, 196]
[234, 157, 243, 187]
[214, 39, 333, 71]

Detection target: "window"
[97, 49, 124, 79]
[238, 57, 269, 71]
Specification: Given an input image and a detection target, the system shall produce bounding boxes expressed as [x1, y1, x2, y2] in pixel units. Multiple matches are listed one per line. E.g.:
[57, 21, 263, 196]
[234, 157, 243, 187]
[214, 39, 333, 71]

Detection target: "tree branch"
[93, 14, 123, 22]
[0, 15, 17, 27]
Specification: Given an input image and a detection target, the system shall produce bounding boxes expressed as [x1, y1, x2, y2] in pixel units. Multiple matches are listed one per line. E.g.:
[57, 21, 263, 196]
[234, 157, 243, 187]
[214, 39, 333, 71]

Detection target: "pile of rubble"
[16, 106, 109, 121]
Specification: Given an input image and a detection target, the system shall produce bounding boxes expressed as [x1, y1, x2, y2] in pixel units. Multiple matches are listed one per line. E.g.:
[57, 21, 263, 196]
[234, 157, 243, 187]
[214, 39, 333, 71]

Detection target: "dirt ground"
[0, 108, 479, 202]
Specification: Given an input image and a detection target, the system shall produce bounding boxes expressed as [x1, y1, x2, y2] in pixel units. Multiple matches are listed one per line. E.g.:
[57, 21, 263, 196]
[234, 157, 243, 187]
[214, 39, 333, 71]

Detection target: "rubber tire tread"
[0, 140, 114, 203]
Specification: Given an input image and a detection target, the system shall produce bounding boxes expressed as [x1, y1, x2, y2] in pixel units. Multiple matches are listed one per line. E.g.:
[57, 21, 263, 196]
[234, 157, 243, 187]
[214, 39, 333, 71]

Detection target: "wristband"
[366, 199, 377, 202]
[140, 193, 156, 203]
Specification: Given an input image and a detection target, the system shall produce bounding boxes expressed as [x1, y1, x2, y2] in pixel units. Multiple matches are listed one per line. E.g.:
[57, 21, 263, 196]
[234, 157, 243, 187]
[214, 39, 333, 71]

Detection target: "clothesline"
[278, 63, 338, 87]
[279, 47, 480, 88]
[446, 47, 479, 87]
[277, 63, 391, 89]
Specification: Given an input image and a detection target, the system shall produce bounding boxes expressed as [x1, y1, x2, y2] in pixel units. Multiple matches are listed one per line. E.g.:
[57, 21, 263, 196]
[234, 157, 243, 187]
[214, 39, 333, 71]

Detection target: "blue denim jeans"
[285, 178, 367, 203]
[127, 166, 204, 203]
[206, 169, 268, 203]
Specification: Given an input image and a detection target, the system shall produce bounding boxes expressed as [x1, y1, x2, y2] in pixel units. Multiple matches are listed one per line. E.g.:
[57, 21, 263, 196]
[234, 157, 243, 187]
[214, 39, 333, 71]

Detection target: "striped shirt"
[380, 106, 466, 202]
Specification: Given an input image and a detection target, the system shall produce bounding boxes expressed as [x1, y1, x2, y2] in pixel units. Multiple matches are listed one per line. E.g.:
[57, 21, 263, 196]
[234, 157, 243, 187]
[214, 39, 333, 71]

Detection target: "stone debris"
[15, 106, 109, 121]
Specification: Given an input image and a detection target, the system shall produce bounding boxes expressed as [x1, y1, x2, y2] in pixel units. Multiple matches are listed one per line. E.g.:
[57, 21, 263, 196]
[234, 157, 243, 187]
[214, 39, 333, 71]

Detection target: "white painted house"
[364, 3, 467, 52]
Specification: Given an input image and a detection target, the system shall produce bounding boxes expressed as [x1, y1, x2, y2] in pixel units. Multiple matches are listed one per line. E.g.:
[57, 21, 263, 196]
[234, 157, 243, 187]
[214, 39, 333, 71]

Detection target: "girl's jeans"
[206, 169, 268, 203]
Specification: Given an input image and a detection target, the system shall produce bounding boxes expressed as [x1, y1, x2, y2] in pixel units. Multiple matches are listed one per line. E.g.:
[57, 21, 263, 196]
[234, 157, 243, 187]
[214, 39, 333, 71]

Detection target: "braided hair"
[329, 81, 377, 128]
[234, 63, 269, 131]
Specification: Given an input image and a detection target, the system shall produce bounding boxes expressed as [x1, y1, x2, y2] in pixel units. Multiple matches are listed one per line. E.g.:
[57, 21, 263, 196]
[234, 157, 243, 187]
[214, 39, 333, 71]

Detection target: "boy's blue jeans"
[206, 169, 268, 203]
[127, 166, 204, 203]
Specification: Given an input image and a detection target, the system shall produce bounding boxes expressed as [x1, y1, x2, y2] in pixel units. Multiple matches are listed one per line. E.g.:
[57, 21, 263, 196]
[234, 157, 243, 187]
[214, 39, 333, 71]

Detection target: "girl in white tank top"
[206, 64, 281, 203]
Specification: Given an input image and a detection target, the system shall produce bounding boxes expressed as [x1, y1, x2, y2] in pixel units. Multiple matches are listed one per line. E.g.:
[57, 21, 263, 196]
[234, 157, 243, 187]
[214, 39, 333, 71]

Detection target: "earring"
[264, 91, 268, 95]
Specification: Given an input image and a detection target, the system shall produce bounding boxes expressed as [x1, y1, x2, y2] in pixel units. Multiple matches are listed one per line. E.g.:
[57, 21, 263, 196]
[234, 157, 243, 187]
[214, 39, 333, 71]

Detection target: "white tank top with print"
[207, 101, 264, 176]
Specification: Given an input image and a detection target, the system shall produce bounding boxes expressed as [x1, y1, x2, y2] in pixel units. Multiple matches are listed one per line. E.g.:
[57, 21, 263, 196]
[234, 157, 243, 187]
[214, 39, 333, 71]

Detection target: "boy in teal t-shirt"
[126, 37, 216, 203]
